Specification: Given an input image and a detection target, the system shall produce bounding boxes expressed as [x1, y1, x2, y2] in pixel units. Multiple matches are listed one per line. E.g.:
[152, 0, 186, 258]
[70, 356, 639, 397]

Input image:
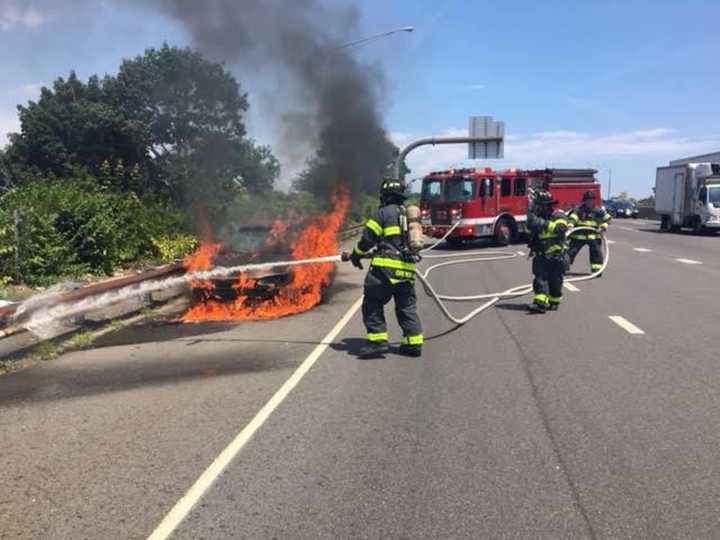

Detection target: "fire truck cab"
[420, 168, 600, 246]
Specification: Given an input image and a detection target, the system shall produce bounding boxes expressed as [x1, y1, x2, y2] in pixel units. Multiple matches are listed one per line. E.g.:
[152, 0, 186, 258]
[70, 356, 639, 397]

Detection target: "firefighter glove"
[350, 251, 364, 270]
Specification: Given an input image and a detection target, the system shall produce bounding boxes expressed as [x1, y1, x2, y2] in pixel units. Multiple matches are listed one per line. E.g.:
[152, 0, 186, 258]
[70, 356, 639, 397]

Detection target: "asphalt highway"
[3, 218, 720, 539]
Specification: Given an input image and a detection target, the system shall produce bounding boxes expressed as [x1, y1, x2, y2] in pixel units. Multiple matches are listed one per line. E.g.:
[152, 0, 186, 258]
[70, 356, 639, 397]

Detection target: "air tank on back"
[405, 205, 424, 252]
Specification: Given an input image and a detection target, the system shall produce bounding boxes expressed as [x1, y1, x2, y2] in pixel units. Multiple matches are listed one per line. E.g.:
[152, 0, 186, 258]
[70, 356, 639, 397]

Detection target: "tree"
[8, 73, 147, 181]
[0, 148, 18, 191]
[6, 45, 279, 206]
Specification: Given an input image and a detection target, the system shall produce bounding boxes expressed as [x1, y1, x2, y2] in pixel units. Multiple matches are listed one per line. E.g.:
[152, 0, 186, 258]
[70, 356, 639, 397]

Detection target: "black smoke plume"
[139, 0, 396, 197]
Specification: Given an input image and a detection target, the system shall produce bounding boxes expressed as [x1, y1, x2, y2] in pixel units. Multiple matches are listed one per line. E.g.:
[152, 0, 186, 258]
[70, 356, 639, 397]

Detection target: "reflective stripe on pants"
[568, 239, 604, 269]
[401, 334, 423, 345]
[367, 331, 389, 342]
[362, 269, 422, 342]
[532, 255, 564, 307]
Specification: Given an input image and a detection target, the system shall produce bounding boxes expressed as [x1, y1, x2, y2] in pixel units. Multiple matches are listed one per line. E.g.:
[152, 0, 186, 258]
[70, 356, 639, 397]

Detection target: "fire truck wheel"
[494, 219, 512, 246]
[446, 237, 463, 248]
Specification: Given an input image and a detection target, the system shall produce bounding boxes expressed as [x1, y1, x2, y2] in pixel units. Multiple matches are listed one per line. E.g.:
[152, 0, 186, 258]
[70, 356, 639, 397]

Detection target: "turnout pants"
[362, 268, 422, 345]
[568, 238, 604, 273]
[532, 254, 565, 307]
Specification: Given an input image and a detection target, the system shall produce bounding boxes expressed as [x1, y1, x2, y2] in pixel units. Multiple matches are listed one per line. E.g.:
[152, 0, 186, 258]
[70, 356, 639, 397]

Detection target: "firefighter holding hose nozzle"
[566, 191, 611, 276]
[348, 179, 424, 359]
[526, 190, 571, 314]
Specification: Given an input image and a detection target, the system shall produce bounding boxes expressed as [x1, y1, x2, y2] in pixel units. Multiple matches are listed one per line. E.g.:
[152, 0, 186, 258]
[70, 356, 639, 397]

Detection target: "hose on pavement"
[413, 222, 609, 325]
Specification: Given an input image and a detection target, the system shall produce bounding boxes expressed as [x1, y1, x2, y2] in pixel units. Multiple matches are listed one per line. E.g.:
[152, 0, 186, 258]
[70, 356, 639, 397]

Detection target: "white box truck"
[655, 162, 720, 232]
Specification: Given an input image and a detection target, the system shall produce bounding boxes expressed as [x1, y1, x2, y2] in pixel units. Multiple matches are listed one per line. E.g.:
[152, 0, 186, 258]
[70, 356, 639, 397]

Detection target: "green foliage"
[348, 193, 379, 224]
[151, 234, 198, 261]
[0, 173, 190, 286]
[0, 44, 285, 286]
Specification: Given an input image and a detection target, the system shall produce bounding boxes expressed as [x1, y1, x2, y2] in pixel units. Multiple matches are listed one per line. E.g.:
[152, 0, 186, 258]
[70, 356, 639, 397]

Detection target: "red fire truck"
[420, 168, 601, 246]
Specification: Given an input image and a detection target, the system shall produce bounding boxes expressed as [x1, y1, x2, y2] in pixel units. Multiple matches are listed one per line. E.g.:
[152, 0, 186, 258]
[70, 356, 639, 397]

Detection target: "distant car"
[605, 200, 639, 219]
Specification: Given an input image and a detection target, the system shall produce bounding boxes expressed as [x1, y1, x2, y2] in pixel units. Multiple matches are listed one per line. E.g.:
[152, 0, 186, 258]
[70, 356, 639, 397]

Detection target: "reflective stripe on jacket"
[567, 204, 611, 240]
[355, 203, 415, 281]
[528, 211, 570, 255]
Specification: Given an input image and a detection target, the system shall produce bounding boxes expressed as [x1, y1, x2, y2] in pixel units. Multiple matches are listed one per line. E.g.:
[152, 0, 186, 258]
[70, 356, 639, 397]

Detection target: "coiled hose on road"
[414, 223, 610, 325]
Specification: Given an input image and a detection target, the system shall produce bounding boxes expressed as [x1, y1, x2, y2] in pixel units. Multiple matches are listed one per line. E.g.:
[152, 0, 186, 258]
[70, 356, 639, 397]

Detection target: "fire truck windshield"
[422, 179, 443, 201]
[446, 176, 475, 201]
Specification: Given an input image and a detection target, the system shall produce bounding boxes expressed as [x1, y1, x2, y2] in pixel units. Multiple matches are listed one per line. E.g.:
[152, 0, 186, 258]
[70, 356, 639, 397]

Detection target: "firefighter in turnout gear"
[567, 191, 611, 275]
[526, 190, 570, 314]
[350, 179, 423, 359]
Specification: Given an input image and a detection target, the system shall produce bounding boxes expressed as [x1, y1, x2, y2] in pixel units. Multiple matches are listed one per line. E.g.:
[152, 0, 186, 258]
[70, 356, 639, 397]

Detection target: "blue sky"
[1, 0, 719, 197]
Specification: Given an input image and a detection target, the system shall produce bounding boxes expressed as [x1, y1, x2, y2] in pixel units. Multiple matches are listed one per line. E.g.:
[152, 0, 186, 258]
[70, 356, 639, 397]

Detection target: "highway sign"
[468, 116, 504, 159]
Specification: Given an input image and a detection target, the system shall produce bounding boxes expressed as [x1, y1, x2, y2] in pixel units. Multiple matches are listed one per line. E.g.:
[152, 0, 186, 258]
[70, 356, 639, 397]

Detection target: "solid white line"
[675, 258, 703, 265]
[563, 282, 580, 292]
[516, 250, 526, 256]
[146, 295, 365, 540]
[633, 248, 652, 252]
[609, 315, 645, 335]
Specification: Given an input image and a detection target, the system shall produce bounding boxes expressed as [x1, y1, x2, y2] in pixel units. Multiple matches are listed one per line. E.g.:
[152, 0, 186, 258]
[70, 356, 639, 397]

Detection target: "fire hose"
[413, 222, 609, 324]
[13, 225, 607, 334]
[341, 222, 609, 326]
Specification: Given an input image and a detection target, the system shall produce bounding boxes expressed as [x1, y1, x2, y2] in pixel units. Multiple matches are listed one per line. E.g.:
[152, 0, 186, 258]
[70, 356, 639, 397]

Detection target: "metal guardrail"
[0, 263, 184, 325]
[0, 222, 365, 325]
[0, 222, 366, 358]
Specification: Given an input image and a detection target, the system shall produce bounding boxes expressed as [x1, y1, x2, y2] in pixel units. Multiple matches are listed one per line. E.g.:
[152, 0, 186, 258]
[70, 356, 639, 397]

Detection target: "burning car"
[190, 225, 294, 305]
[181, 189, 349, 322]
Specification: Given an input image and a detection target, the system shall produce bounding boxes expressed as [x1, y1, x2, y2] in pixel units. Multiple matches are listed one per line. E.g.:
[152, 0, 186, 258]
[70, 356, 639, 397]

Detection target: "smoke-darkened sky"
[136, 0, 391, 196]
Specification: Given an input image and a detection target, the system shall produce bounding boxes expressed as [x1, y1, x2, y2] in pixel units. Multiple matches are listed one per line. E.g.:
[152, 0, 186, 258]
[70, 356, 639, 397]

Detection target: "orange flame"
[181, 187, 349, 322]
[184, 241, 221, 272]
[182, 240, 221, 293]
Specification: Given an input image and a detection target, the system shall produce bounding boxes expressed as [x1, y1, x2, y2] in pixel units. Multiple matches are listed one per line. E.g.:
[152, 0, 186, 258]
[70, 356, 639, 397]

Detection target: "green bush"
[347, 193, 378, 225]
[150, 234, 198, 261]
[0, 173, 191, 285]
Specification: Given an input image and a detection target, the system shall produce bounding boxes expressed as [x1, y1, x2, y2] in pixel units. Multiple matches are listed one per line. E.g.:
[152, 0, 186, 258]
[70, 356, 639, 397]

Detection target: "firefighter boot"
[547, 303, 560, 311]
[399, 344, 422, 357]
[527, 301, 547, 314]
[357, 340, 390, 359]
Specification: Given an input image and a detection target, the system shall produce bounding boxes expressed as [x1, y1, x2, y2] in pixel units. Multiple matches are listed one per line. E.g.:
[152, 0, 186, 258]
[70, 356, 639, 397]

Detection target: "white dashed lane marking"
[633, 248, 652, 252]
[563, 283, 580, 292]
[609, 316, 645, 335]
[675, 258, 702, 265]
[606, 240, 617, 244]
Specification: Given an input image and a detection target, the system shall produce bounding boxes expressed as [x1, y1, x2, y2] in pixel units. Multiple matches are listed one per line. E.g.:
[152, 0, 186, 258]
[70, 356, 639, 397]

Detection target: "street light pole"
[338, 26, 414, 49]
[608, 168, 612, 200]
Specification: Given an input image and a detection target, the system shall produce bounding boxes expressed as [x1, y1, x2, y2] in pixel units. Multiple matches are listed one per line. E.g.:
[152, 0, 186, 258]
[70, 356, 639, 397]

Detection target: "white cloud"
[390, 127, 720, 179]
[0, 3, 49, 31]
